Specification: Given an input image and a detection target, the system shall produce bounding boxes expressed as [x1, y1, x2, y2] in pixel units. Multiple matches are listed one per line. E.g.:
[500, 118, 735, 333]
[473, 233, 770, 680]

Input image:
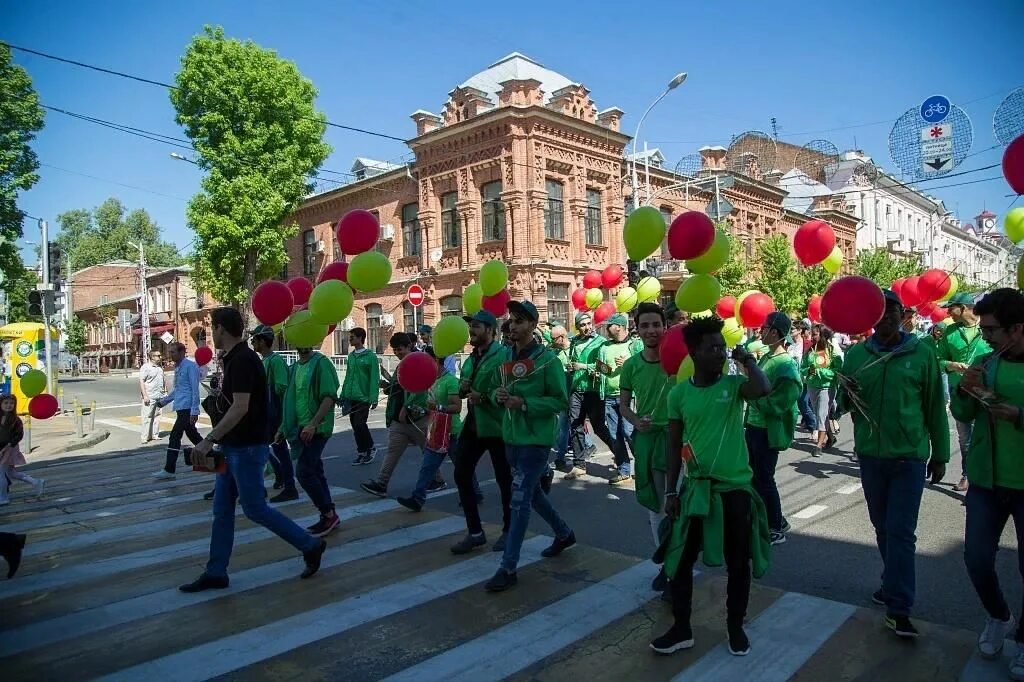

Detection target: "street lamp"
[169, 152, 198, 164]
[630, 72, 687, 207]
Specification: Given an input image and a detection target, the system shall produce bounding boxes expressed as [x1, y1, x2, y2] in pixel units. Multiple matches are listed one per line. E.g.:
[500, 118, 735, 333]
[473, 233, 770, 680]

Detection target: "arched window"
[403, 301, 416, 333]
[366, 304, 383, 354]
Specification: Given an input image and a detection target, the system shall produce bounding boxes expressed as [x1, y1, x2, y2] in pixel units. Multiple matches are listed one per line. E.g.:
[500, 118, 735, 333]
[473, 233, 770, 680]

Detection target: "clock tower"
[975, 209, 998, 233]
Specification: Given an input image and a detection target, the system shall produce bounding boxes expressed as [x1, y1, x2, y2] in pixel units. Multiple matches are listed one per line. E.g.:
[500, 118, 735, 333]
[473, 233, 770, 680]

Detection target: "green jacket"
[263, 352, 289, 400]
[459, 341, 506, 438]
[568, 333, 606, 393]
[340, 348, 380, 405]
[936, 322, 991, 391]
[801, 347, 843, 390]
[493, 342, 568, 447]
[745, 351, 801, 450]
[281, 352, 339, 440]
[838, 332, 950, 463]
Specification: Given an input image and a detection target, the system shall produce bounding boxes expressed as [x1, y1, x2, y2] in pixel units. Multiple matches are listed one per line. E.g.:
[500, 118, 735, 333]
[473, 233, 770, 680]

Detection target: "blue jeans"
[859, 456, 926, 617]
[554, 411, 591, 462]
[207, 444, 319, 577]
[605, 397, 633, 476]
[502, 445, 572, 572]
[291, 435, 334, 515]
[964, 484, 1024, 639]
[410, 438, 481, 505]
[268, 440, 295, 488]
[798, 388, 817, 430]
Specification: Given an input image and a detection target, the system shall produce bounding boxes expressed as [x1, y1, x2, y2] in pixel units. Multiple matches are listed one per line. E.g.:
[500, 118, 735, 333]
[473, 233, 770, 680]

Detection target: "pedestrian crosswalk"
[0, 452, 1009, 680]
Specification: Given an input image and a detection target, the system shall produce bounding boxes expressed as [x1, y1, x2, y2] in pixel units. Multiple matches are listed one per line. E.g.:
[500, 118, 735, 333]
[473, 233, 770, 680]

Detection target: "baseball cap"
[601, 313, 629, 327]
[419, 324, 433, 333]
[463, 310, 498, 328]
[575, 312, 593, 325]
[763, 311, 793, 339]
[882, 289, 904, 307]
[508, 300, 539, 322]
[249, 324, 275, 340]
[939, 292, 974, 308]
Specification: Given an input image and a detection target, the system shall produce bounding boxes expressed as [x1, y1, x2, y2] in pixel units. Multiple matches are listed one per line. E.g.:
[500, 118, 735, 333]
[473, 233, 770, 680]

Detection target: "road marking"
[0, 516, 466, 657]
[96, 417, 142, 432]
[94, 403, 144, 410]
[672, 592, 855, 681]
[836, 482, 862, 495]
[793, 504, 828, 519]
[95, 536, 552, 682]
[383, 561, 654, 681]
[960, 638, 1020, 681]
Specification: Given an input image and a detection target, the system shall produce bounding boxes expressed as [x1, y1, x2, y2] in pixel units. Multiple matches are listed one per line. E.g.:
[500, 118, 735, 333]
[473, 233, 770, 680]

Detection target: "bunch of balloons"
[892, 269, 957, 311]
[571, 263, 636, 323]
[792, 219, 842, 275]
[20, 369, 59, 420]
[462, 260, 511, 317]
[733, 290, 776, 328]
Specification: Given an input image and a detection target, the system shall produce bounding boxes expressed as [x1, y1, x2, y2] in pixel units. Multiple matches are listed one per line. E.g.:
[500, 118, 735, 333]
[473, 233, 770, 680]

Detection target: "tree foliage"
[3, 265, 41, 323]
[753, 235, 807, 314]
[716, 223, 751, 295]
[55, 197, 183, 275]
[852, 249, 923, 288]
[170, 25, 331, 309]
[63, 316, 86, 356]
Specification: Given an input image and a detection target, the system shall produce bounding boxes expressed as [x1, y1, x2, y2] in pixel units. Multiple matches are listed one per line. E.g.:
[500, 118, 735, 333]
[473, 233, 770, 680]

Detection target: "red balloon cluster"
[573, 264, 630, 311]
[1004, 134, 1024, 196]
[917, 268, 954, 303]
[594, 301, 617, 325]
[195, 346, 214, 367]
[287, 277, 314, 307]
[252, 281, 294, 326]
[807, 294, 823, 324]
[482, 289, 511, 316]
[29, 393, 59, 420]
[397, 351, 438, 393]
[571, 288, 588, 312]
[336, 209, 380, 256]
[667, 212, 716, 260]
[715, 295, 736, 320]
[793, 220, 837, 267]
[659, 325, 689, 375]
[821, 276, 885, 334]
[317, 261, 349, 284]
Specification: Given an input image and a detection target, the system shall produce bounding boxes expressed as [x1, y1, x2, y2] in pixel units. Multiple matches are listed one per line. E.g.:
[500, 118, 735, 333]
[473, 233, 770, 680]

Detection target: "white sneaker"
[1010, 645, 1024, 681]
[978, 614, 1015, 659]
[151, 470, 176, 480]
[34, 478, 45, 499]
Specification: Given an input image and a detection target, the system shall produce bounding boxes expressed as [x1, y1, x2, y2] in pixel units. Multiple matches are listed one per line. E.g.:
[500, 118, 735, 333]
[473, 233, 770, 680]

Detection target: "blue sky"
[5, 0, 1023, 263]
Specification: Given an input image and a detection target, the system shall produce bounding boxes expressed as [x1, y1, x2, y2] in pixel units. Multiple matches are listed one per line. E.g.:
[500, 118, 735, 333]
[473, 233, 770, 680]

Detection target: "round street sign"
[407, 284, 425, 307]
[920, 95, 951, 124]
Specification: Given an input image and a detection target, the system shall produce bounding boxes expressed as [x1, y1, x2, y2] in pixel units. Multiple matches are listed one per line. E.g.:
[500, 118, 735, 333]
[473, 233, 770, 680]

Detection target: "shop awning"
[133, 322, 175, 336]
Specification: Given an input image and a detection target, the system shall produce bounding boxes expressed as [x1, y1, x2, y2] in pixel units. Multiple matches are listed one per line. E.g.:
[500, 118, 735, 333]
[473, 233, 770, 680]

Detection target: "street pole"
[39, 219, 54, 395]
[130, 241, 150, 362]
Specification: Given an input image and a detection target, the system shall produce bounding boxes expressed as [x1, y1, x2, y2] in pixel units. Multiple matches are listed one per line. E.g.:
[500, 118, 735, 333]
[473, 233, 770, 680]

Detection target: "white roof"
[780, 168, 833, 215]
[624, 148, 665, 163]
[458, 53, 576, 105]
[351, 158, 404, 174]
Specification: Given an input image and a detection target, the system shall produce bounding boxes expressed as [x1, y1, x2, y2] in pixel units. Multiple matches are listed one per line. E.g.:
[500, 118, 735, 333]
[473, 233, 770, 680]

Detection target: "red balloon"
[738, 293, 775, 329]
[286, 277, 314, 307]
[336, 209, 380, 255]
[659, 325, 689, 375]
[582, 269, 603, 290]
[820, 276, 885, 334]
[396, 351, 438, 393]
[251, 281, 294, 326]
[793, 220, 836, 267]
[594, 301, 617, 325]
[601, 264, 625, 289]
[194, 346, 214, 367]
[917, 302, 937, 319]
[715, 295, 737, 320]
[807, 294, 823, 324]
[900, 276, 924, 308]
[668, 211, 716, 260]
[930, 307, 947, 323]
[28, 393, 59, 420]
[918, 268, 951, 303]
[1003, 134, 1024, 195]
[891, 278, 906, 303]
[571, 288, 588, 311]
[482, 289, 511, 317]
[318, 261, 349, 284]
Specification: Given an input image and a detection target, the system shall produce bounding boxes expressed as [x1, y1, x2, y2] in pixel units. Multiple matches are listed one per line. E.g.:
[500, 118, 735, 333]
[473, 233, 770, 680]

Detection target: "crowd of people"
[2, 284, 1022, 677]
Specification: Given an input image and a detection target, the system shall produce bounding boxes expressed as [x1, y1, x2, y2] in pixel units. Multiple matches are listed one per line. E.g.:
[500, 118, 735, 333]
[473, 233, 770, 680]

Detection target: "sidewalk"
[24, 412, 110, 463]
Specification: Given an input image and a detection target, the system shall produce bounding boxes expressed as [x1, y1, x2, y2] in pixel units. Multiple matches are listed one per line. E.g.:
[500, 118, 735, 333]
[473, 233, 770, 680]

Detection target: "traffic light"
[47, 242, 62, 287]
[28, 290, 43, 316]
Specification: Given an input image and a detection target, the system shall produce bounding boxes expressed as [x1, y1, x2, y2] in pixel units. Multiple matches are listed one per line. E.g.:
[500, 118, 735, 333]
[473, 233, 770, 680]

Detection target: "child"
[0, 395, 44, 505]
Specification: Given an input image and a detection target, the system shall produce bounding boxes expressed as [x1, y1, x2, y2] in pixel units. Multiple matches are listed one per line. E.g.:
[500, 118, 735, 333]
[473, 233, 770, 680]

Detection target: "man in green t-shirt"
[566, 312, 614, 479]
[652, 317, 771, 657]
[550, 324, 593, 474]
[597, 313, 641, 483]
[952, 288, 1024, 675]
[340, 327, 381, 466]
[745, 312, 802, 546]
[250, 324, 296, 502]
[938, 292, 992, 492]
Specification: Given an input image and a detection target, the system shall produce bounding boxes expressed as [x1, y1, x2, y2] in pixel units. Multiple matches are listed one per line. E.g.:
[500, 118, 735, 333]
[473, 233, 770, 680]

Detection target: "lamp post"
[630, 72, 687, 208]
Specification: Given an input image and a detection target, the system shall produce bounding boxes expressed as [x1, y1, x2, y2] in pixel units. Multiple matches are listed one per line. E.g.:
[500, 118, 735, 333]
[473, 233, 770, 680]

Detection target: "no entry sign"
[407, 284, 425, 307]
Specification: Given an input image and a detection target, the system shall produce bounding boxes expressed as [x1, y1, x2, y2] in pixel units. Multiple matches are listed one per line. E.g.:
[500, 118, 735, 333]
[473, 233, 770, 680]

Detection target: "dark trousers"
[745, 426, 783, 531]
[164, 409, 204, 473]
[965, 484, 1024, 640]
[267, 440, 295, 488]
[349, 401, 374, 453]
[454, 425, 512, 535]
[569, 390, 614, 466]
[292, 435, 334, 515]
[671, 489, 752, 628]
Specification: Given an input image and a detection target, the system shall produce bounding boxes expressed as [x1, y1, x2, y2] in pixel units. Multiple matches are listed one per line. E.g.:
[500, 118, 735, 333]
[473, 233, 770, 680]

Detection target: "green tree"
[716, 224, 751, 295]
[753, 235, 806, 314]
[799, 265, 834, 311]
[852, 249, 922, 288]
[3, 265, 40, 322]
[170, 25, 331, 312]
[64, 316, 86, 356]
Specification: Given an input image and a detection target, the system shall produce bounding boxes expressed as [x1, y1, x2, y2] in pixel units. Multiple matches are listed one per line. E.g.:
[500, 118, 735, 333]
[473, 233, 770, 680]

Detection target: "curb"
[31, 430, 112, 459]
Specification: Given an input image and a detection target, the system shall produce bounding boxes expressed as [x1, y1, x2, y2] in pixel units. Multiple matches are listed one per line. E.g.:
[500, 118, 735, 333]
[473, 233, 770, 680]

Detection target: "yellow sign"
[0, 322, 59, 414]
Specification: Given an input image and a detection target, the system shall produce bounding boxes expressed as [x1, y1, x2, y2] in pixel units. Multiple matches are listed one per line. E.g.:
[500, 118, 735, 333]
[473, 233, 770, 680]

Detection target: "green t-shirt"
[620, 353, 675, 427]
[262, 353, 289, 399]
[294, 360, 315, 426]
[992, 361, 1024, 489]
[745, 352, 800, 429]
[431, 372, 463, 437]
[668, 375, 752, 486]
[599, 339, 636, 397]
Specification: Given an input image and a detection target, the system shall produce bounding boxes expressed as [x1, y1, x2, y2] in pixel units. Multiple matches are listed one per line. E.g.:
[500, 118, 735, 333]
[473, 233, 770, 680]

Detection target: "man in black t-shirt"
[178, 307, 326, 594]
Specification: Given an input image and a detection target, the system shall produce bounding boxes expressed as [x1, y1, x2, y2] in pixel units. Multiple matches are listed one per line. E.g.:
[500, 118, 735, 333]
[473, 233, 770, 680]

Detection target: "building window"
[441, 192, 459, 248]
[544, 180, 564, 239]
[303, 229, 317, 276]
[624, 197, 635, 216]
[366, 304, 383, 354]
[481, 181, 505, 241]
[585, 189, 603, 245]
[279, 261, 288, 280]
[547, 283, 570, 327]
[660, 207, 673, 257]
[440, 296, 462, 319]
[402, 203, 420, 257]
[333, 327, 349, 357]
[403, 301, 416, 333]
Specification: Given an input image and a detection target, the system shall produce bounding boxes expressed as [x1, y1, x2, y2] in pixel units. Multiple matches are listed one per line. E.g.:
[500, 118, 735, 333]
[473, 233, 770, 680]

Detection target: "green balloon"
[623, 206, 667, 261]
[636, 276, 662, 303]
[283, 310, 328, 349]
[1006, 207, 1024, 244]
[675, 274, 722, 313]
[308, 280, 354, 324]
[347, 252, 392, 293]
[463, 283, 484, 314]
[685, 230, 730, 274]
[433, 316, 470, 357]
[479, 260, 509, 296]
[20, 369, 47, 398]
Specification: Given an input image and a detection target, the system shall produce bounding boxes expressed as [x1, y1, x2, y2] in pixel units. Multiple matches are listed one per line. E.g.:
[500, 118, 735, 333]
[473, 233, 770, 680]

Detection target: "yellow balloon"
[734, 290, 758, 320]
[615, 286, 638, 313]
[676, 355, 695, 381]
[822, 246, 843, 275]
[938, 273, 959, 302]
[675, 274, 722, 313]
[584, 287, 604, 310]
[685, 230, 730, 274]
[636, 276, 662, 303]
[723, 317, 744, 348]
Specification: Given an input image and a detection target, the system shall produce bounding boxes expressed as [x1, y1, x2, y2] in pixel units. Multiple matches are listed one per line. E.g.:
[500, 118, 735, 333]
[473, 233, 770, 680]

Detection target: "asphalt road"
[54, 373, 1021, 634]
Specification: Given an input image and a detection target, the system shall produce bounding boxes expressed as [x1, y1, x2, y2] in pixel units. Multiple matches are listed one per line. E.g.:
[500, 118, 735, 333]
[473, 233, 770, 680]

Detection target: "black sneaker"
[179, 573, 230, 593]
[871, 589, 888, 606]
[812, 446, 822, 458]
[825, 435, 837, 450]
[451, 533, 487, 555]
[397, 496, 423, 512]
[885, 614, 919, 638]
[652, 569, 668, 592]
[540, 469, 554, 494]
[728, 623, 751, 656]
[301, 539, 327, 579]
[485, 568, 518, 592]
[609, 473, 633, 485]
[553, 459, 567, 472]
[364, 447, 377, 464]
[307, 513, 340, 537]
[1, 533, 26, 579]
[541, 530, 576, 558]
[351, 453, 366, 466]
[650, 625, 694, 655]
[203, 489, 216, 501]
[426, 480, 447, 494]
[360, 480, 387, 497]
[769, 531, 787, 546]
[780, 518, 791, 533]
[492, 532, 508, 552]
[270, 487, 299, 503]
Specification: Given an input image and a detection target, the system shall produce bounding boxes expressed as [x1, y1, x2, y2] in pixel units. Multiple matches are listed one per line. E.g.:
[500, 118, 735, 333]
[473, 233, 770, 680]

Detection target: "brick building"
[285, 53, 859, 356]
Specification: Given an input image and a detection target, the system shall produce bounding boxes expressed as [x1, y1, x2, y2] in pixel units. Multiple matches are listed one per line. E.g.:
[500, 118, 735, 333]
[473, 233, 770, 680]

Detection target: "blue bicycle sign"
[920, 95, 951, 124]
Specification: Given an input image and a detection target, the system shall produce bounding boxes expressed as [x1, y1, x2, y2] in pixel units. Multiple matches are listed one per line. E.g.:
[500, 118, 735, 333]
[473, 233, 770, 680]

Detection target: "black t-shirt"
[219, 341, 270, 446]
